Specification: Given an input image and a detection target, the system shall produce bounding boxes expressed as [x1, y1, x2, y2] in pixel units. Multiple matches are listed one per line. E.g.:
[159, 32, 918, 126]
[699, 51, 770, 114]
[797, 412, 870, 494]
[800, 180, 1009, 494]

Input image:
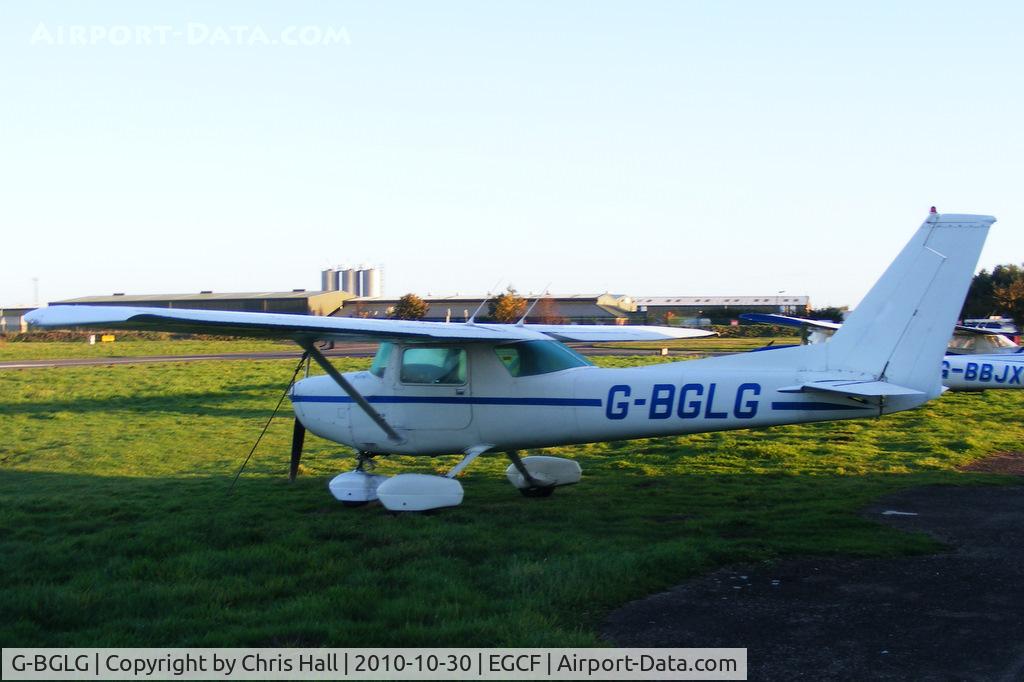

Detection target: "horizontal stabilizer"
[778, 379, 925, 397]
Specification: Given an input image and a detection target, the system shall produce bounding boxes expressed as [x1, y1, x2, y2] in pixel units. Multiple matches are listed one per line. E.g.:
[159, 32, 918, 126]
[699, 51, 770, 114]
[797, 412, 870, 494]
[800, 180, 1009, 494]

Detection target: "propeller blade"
[289, 418, 306, 482]
[229, 351, 309, 493]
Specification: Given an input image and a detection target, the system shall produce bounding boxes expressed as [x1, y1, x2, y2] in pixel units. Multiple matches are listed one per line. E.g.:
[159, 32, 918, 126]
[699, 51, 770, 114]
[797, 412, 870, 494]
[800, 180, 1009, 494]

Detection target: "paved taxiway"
[604, 482, 1024, 681]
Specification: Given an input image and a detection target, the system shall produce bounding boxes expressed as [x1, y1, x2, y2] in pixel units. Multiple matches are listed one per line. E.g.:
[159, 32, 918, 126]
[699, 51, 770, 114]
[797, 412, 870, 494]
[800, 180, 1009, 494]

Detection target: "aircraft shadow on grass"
[1, 385, 292, 420]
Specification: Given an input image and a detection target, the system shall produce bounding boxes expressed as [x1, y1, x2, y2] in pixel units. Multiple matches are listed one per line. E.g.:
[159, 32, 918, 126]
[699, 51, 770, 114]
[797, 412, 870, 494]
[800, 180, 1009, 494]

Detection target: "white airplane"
[740, 313, 1024, 392]
[945, 326, 1021, 354]
[26, 210, 995, 511]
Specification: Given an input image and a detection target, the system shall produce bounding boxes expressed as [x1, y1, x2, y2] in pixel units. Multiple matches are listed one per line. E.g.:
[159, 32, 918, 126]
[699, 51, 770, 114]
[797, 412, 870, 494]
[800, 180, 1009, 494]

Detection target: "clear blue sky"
[2, 1, 1022, 308]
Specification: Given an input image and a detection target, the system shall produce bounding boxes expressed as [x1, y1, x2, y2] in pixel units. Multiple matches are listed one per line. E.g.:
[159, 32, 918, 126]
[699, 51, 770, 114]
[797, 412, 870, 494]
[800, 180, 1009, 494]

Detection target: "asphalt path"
[603, 483, 1024, 681]
[0, 344, 705, 370]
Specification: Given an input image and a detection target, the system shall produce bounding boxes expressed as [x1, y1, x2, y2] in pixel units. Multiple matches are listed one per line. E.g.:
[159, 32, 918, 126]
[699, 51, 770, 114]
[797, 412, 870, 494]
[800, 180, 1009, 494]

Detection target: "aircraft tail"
[823, 210, 995, 397]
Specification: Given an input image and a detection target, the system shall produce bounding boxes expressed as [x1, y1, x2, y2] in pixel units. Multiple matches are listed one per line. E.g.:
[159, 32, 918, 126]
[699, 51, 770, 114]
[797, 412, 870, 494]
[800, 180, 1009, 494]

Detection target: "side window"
[400, 347, 467, 384]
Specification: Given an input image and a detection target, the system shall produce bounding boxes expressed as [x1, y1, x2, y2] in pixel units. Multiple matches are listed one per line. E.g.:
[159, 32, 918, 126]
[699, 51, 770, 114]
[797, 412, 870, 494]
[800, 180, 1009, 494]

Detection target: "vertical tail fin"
[824, 211, 995, 396]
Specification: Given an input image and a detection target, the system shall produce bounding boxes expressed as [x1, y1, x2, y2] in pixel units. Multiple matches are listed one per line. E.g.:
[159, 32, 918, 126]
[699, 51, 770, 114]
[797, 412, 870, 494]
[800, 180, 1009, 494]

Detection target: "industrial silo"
[359, 267, 382, 298]
[320, 268, 339, 292]
[341, 268, 359, 295]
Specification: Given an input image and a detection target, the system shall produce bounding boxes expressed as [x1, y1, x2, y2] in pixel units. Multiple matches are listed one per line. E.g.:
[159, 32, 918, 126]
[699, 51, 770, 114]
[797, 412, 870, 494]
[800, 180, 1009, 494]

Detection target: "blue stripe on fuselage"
[291, 395, 603, 407]
[294, 396, 871, 411]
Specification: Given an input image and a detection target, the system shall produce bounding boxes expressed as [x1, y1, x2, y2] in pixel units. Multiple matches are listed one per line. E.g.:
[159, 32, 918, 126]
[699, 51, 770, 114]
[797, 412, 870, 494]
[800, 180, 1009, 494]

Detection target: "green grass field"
[1, 342, 1021, 647]
[0, 338, 289, 361]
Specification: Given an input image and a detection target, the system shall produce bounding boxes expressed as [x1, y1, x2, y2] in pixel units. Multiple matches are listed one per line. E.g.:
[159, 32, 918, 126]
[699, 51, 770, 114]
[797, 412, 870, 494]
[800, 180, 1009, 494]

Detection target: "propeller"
[289, 418, 306, 482]
[229, 351, 310, 491]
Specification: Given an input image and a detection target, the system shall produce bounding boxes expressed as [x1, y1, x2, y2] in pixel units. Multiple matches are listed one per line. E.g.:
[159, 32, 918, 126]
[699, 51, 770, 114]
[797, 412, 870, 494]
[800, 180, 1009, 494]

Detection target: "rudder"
[824, 211, 995, 397]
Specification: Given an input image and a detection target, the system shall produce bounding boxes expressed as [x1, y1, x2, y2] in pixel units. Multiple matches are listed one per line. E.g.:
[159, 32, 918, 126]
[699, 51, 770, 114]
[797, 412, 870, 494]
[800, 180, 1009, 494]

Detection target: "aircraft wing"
[523, 324, 715, 342]
[745, 314, 1012, 338]
[24, 305, 711, 344]
[739, 313, 842, 331]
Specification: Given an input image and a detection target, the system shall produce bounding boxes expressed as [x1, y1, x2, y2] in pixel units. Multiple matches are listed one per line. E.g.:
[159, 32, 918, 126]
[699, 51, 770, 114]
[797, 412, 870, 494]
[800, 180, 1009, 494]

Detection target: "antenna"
[467, 279, 503, 324]
[516, 283, 552, 326]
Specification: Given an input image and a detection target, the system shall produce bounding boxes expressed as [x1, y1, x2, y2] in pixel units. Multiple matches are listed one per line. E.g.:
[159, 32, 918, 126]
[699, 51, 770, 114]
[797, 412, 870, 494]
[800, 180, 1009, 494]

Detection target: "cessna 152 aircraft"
[740, 313, 1024, 392]
[26, 210, 995, 511]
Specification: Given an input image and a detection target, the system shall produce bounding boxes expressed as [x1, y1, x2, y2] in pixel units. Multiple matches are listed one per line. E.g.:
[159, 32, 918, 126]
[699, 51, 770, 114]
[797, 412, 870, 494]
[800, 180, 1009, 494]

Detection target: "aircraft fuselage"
[290, 342, 925, 456]
[942, 354, 1024, 391]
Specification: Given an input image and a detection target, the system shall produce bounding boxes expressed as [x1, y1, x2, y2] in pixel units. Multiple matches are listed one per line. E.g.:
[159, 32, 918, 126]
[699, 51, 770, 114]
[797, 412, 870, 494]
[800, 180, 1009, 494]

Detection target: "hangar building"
[336, 294, 636, 324]
[51, 290, 352, 316]
[337, 293, 810, 325]
[635, 295, 811, 324]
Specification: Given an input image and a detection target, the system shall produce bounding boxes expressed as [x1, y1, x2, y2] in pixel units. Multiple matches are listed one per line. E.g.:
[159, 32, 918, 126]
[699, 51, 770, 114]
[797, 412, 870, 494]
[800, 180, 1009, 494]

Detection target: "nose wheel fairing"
[327, 452, 388, 505]
[328, 470, 391, 506]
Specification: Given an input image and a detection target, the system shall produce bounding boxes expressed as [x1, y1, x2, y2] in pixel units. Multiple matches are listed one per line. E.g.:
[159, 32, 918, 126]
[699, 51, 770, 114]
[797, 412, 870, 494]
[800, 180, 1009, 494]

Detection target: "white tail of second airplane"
[822, 211, 995, 396]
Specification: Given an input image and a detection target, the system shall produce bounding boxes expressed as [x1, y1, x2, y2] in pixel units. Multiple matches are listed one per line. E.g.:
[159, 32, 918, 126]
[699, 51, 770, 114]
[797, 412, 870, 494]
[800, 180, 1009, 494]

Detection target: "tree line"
[389, 287, 542, 323]
[960, 263, 1024, 323]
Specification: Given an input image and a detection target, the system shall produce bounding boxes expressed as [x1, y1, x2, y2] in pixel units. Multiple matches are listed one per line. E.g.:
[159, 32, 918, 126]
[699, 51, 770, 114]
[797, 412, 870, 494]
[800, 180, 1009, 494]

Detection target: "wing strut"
[298, 341, 403, 443]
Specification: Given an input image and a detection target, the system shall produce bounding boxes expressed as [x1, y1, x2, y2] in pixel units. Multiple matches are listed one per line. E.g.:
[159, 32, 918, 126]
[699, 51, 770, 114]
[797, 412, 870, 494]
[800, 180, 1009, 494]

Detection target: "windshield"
[369, 342, 393, 377]
[494, 340, 592, 377]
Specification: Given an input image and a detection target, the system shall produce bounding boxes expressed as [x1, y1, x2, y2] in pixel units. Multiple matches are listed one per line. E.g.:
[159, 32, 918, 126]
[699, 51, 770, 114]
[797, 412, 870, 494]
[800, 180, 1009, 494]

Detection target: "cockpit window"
[494, 340, 592, 377]
[400, 347, 468, 384]
[370, 342, 393, 378]
[989, 334, 1017, 349]
[948, 334, 1017, 351]
[947, 336, 977, 351]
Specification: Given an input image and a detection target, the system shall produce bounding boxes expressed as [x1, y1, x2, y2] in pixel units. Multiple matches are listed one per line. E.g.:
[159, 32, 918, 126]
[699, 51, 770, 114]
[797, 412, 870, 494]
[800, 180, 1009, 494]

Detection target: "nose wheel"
[328, 452, 389, 506]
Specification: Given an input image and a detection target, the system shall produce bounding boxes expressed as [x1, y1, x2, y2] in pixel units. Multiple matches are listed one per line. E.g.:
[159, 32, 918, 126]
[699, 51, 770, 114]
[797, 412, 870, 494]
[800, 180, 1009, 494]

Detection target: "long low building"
[336, 294, 636, 324]
[634, 295, 810, 323]
[337, 293, 811, 324]
[51, 290, 352, 316]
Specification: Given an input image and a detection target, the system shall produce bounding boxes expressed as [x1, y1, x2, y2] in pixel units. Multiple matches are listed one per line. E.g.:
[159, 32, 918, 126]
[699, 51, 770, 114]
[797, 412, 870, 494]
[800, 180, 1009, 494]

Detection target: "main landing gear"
[504, 450, 582, 498]
[327, 448, 582, 512]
